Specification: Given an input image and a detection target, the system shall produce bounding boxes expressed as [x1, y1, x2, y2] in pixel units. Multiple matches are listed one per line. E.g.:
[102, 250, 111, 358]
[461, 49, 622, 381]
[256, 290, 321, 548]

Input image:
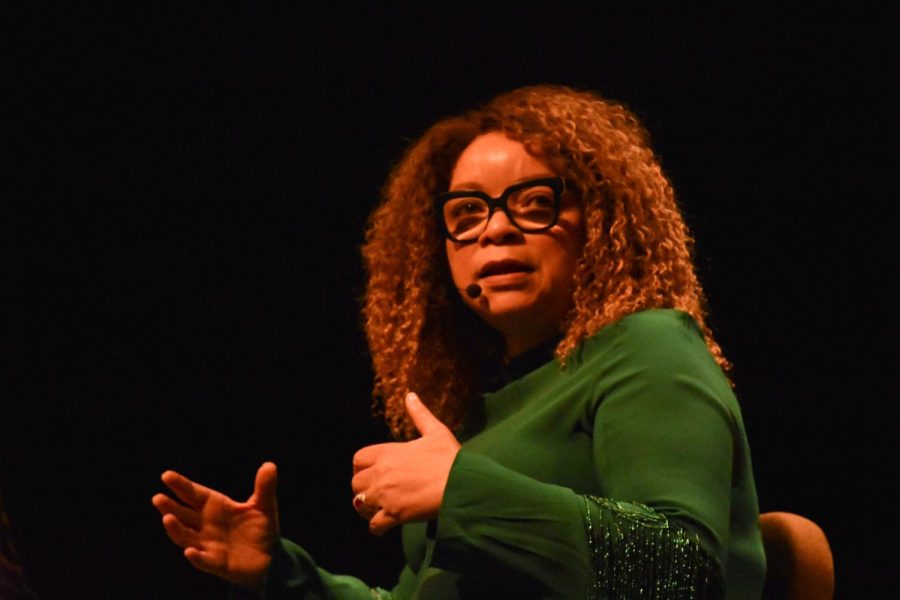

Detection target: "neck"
[504, 327, 562, 358]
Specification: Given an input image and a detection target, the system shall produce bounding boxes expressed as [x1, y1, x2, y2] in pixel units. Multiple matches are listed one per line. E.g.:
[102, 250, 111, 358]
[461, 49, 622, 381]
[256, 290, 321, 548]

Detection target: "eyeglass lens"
[443, 183, 558, 241]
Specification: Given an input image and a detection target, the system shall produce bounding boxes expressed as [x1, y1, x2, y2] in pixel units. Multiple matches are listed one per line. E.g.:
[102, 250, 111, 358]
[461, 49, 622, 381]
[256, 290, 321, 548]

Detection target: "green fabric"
[581, 495, 724, 598]
[250, 309, 765, 599]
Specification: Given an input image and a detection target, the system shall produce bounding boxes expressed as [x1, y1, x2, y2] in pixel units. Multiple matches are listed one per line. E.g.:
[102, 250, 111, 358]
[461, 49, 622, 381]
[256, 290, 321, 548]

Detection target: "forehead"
[450, 132, 554, 192]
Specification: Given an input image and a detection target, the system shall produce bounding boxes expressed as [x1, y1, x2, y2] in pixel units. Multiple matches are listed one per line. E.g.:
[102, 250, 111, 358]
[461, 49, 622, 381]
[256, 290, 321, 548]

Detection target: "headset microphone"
[465, 284, 482, 299]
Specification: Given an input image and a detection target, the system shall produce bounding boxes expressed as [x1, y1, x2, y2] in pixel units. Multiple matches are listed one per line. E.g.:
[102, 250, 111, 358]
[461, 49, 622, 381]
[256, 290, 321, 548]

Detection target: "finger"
[351, 468, 376, 495]
[405, 392, 448, 437]
[352, 493, 379, 521]
[152, 493, 202, 529]
[252, 462, 278, 515]
[160, 470, 210, 509]
[368, 508, 400, 537]
[184, 547, 222, 577]
[352, 444, 394, 474]
[161, 513, 199, 549]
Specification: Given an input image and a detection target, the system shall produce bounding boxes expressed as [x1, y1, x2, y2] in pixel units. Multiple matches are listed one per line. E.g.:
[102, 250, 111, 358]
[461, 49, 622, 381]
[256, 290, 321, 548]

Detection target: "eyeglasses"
[434, 177, 565, 242]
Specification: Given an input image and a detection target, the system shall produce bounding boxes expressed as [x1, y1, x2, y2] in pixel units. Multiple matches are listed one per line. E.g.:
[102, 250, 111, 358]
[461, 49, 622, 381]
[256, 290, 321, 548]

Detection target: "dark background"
[3, 5, 896, 599]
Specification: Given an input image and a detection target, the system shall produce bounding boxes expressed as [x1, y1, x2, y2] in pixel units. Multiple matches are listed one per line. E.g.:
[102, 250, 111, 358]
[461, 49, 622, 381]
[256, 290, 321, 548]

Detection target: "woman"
[153, 85, 766, 598]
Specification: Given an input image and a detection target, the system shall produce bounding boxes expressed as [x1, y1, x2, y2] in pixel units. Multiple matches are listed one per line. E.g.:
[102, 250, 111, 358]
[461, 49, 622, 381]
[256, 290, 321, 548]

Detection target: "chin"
[481, 290, 536, 313]
[479, 295, 546, 329]
[477, 288, 571, 335]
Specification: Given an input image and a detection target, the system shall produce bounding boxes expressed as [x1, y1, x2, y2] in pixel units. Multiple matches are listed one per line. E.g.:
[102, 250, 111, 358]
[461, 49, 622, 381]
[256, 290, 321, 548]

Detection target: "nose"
[478, 208, 523, 245]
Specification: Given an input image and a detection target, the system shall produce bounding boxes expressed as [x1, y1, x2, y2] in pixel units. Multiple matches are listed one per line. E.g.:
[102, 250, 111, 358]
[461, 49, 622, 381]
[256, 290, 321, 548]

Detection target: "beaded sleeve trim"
[582, 496, 725, 599]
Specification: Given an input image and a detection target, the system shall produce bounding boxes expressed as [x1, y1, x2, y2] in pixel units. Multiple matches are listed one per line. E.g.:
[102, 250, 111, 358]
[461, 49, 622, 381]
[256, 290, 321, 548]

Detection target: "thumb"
[253, 461, 278, 514]
[405, 392, 447, 437]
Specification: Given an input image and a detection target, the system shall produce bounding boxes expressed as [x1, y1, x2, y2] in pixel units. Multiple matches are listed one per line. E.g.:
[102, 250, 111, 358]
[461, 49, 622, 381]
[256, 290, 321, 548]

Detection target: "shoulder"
[581, 309, 710, 364]
[577, 309, 736, 411]
[611, 307, 702, 338]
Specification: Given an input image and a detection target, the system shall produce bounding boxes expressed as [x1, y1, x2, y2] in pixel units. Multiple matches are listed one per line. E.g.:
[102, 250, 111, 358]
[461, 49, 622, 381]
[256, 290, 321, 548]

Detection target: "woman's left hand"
[351, 392, 461, 536]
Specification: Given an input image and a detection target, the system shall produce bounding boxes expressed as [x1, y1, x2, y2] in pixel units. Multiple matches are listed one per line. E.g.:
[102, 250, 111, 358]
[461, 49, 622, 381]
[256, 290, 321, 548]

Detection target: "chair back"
[760, 511, 834, 600]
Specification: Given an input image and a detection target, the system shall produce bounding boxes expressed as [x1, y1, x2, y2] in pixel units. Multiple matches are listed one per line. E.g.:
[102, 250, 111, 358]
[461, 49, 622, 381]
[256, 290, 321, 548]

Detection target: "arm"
[153, 465, 414, 600]
[430, 311, 733, 597]
[228, 540, 418, 600]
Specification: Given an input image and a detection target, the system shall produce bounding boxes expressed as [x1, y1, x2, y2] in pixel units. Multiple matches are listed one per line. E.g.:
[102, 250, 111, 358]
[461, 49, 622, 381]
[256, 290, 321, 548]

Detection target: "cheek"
[444, 242, 467, 286]
[541, 242, 580, 285]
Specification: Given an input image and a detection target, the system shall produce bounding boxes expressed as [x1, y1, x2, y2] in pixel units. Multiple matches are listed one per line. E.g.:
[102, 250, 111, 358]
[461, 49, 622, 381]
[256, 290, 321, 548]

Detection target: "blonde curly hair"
[362, 85, 728, 440]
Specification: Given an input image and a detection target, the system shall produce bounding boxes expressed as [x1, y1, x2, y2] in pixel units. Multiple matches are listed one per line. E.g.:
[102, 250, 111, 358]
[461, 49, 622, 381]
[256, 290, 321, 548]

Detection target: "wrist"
[232, 553, 273, 598]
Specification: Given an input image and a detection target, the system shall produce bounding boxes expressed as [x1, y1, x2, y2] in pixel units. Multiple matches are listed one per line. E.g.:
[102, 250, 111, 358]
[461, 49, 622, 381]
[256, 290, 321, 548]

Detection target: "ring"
[353, 492, 367, 511]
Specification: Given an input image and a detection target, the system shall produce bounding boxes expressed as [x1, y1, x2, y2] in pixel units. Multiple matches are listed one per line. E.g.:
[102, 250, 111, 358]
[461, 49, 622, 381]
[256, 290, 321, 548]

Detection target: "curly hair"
[362, 85, 728, 440]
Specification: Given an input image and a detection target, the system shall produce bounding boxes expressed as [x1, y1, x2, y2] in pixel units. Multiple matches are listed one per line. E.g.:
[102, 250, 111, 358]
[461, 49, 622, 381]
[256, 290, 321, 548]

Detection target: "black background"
[3, 5, 897, 599]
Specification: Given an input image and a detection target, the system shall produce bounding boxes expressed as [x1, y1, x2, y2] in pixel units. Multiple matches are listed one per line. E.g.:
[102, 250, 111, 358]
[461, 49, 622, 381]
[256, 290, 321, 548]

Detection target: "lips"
[478, 259, 534, 278]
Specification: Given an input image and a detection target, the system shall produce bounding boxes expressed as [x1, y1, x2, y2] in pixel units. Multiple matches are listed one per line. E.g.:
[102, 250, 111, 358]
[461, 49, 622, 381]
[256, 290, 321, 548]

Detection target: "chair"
[760, 512, 834, 600]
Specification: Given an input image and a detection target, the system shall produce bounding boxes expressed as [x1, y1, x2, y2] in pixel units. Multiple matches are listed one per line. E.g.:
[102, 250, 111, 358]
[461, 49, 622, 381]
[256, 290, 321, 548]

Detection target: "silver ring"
[353, 491, 379, 519]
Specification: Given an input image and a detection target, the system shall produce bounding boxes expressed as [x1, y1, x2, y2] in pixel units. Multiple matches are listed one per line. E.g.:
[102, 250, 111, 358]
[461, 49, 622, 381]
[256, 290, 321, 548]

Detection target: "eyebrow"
[448, 173, 557, 192]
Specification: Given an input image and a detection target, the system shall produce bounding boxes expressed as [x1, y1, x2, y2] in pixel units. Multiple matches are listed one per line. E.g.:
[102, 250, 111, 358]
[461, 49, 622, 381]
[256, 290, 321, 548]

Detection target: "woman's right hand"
[151, 462, 279, 596]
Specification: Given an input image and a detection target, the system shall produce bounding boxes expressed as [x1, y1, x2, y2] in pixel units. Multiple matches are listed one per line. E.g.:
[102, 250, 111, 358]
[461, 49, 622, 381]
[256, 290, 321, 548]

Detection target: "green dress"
[248, 309, 766, 599]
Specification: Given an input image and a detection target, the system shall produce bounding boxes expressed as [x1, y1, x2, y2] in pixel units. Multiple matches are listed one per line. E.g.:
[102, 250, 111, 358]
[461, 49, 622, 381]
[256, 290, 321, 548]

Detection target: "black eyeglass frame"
[433, 177, 566, 242]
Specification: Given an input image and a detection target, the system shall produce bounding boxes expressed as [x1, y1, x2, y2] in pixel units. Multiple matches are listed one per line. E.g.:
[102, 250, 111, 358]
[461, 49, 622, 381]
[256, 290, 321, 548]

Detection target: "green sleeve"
[591, 310, 736, 560]
[229, 538, 417, 600]
[432, 450, 593, 596]
[431, 311, 730, 598]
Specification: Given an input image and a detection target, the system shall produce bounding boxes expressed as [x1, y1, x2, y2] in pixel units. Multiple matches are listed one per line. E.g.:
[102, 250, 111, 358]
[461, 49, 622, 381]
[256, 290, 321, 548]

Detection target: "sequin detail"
[582, 496, 724, 599]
